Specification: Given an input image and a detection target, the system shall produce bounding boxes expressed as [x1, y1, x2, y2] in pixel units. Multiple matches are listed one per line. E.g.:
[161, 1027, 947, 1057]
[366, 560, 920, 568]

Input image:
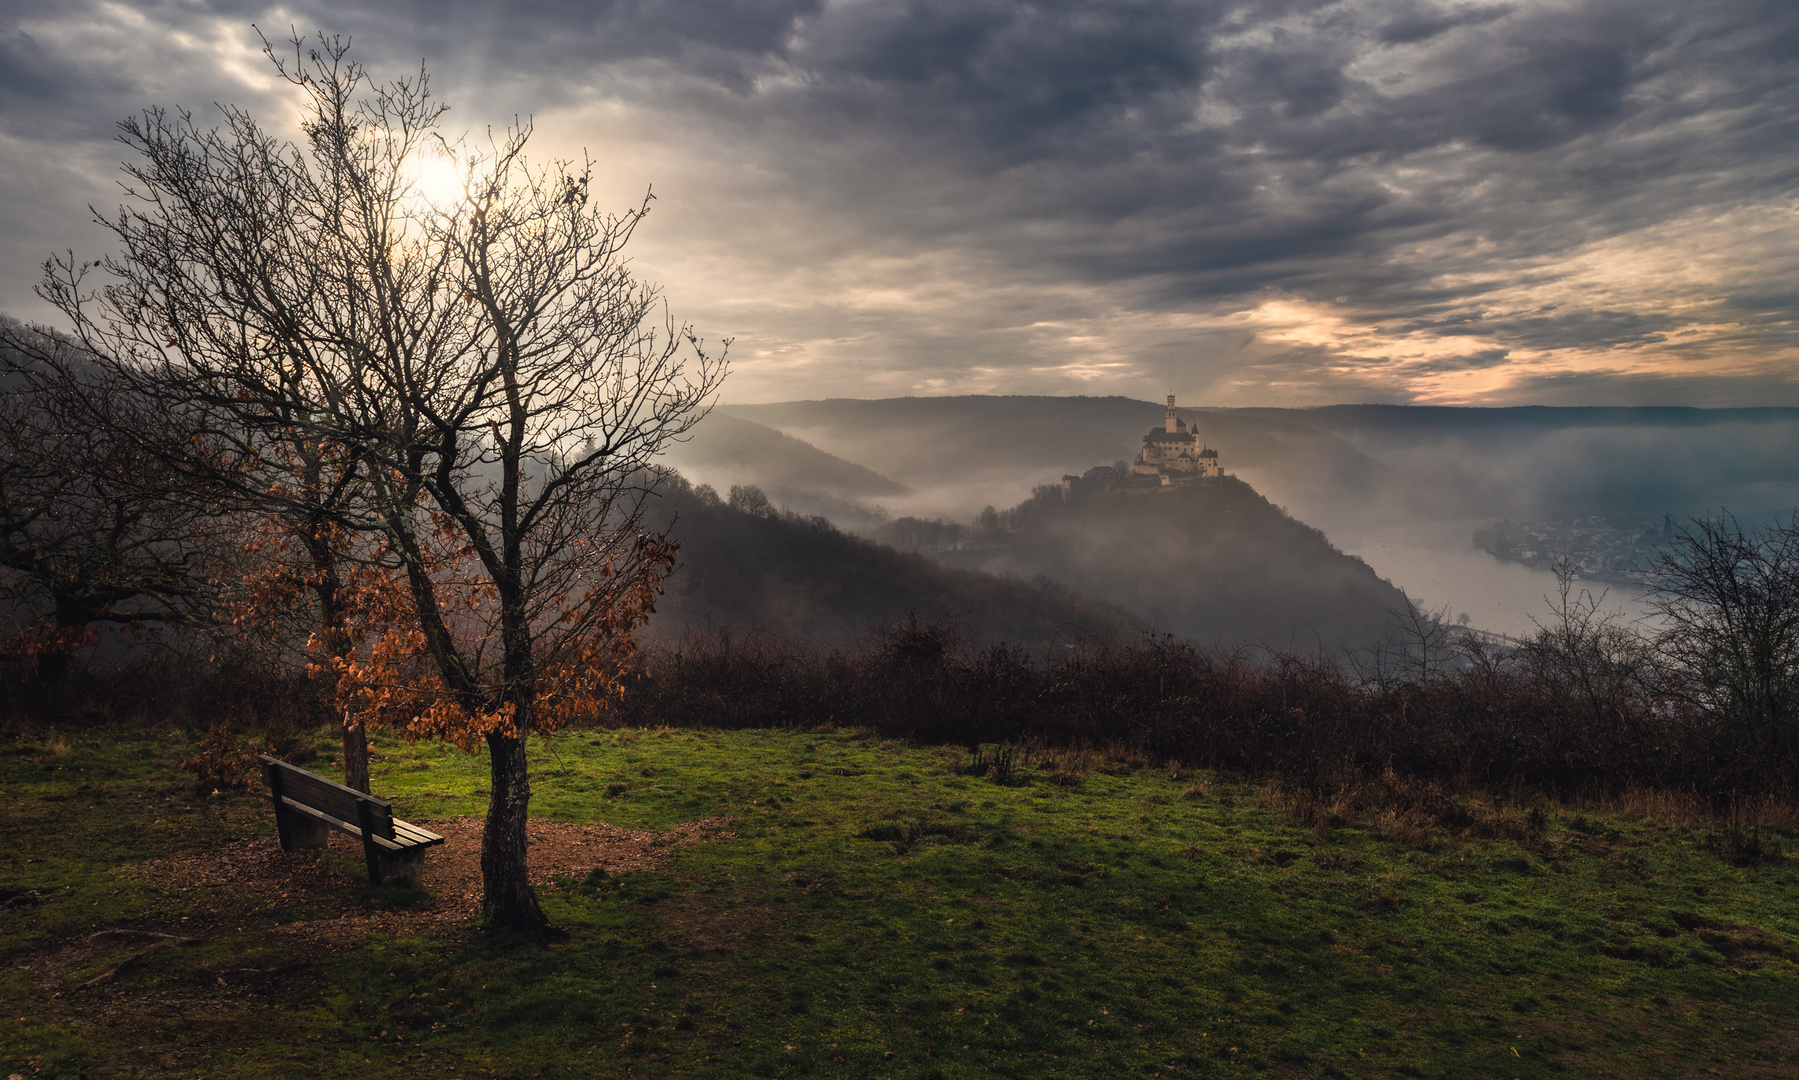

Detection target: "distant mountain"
[723, 396, 1391, 522]
[929, 476, 1411, 652]
[642, 475, 1148, 652]
[1240, 405, 1799, 521]
[661, 411, 908, 529]
[1259, 404, 1799, 438]
[668, 412, 907, 497]
[726, 397, 1799, 526]
[726, 396, 1158, 485]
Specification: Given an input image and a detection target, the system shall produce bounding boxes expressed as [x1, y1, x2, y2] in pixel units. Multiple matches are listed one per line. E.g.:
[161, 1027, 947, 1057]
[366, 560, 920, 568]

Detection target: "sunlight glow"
[405, 151, 468, 208]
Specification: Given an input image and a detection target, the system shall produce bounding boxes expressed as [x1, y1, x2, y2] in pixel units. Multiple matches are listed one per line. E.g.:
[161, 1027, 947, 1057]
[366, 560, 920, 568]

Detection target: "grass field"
[3, 724, 1797, 1078]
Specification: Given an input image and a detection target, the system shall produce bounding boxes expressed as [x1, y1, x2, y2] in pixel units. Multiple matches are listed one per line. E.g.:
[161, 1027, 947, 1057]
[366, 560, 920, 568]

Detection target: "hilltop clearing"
[5, 726, 1796, 1079]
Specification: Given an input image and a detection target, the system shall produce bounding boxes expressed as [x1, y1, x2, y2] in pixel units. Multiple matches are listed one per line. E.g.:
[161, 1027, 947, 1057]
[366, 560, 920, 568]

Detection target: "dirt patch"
[1697, 922, 1791, 964]
[117, 816, 735, 946]
[14, 929, 206, 993]
[651, 896, 784, 952]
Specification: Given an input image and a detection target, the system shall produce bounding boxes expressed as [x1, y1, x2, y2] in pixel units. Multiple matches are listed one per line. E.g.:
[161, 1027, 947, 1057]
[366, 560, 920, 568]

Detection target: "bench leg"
[357, 799, 385, 885]
[375, 847, 428, 889]
[265, 762, 327, 851]
[286, 813, 330, 849]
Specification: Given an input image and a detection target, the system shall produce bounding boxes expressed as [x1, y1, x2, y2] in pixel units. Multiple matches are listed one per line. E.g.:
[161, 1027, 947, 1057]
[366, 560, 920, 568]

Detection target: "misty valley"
[661, 395, 1799, 650]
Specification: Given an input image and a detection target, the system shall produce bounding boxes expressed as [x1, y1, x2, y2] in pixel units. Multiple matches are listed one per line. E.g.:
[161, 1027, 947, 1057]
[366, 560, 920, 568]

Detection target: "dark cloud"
[1465, 309, 1679, 351]
[788, 0, 1213, 157]
[0, 23, 146, 139]
[1399, 348, 1511, 374]
[0, 0, 1795, 403]
[1376, 2, 1507, 45]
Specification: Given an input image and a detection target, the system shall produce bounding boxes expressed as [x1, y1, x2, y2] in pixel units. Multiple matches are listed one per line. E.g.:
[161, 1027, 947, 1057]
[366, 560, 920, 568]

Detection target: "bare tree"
[36, 33, 726, 932]
[1648, 513, 1799, 782]
[1362, 596, 1455, 689]
[1517, 559, 1656, 767]
[213, 438, 382, 793]
[726, 484, 773, 517]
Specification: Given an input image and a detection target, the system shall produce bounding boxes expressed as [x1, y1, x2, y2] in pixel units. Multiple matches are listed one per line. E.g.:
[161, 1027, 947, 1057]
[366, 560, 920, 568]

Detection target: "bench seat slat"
[391, 819, 445, 846]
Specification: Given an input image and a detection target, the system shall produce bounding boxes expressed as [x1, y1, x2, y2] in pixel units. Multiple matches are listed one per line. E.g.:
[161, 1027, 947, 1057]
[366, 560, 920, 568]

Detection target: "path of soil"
[120, 816, 735, 946]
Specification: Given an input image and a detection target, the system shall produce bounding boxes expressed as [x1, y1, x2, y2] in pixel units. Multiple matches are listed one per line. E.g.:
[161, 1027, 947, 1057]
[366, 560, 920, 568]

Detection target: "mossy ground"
[3, 725, 1796, 1078]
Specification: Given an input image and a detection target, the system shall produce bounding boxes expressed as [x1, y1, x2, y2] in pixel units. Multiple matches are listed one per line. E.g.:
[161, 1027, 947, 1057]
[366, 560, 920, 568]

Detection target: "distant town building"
[1132, 395, 1220, 482]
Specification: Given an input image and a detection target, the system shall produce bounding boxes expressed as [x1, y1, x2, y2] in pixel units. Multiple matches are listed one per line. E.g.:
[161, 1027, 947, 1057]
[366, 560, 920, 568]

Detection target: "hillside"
[726, 396, 1162, 485]
[641, 475, 1148, 652]
[13, 728, 1797, 1079]
[930, 476, 1411, 651]
[659, 412, 908, 530]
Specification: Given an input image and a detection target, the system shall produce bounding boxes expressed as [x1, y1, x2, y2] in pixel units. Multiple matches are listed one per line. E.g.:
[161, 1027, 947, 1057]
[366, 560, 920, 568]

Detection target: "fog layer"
[725, 397, 1799, 528]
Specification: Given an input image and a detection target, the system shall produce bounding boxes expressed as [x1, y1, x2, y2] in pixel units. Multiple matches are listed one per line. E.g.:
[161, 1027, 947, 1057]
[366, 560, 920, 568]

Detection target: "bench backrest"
[258, 756, 395, 840]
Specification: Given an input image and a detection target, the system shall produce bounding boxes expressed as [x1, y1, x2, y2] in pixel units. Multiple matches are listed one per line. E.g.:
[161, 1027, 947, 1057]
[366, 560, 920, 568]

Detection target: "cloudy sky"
[2, 0, 1795, 405]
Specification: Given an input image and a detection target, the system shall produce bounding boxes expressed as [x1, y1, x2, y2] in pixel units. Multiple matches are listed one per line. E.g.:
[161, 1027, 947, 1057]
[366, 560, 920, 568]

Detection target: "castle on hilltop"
[1133, 395, 1221, 480]
[1061, 395, 1222, 497]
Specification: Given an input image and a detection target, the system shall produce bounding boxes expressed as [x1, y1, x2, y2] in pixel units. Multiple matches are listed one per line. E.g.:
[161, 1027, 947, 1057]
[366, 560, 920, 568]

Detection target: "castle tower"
[1165, 394, 1179, 434]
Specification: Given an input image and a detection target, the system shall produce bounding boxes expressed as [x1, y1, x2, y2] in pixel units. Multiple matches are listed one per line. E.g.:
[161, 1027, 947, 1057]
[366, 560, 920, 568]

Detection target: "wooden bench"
[258, 755, 444, 887]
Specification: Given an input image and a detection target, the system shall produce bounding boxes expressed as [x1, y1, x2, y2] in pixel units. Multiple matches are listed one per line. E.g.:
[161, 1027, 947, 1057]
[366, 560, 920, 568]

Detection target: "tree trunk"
[35, 647, 70, 698]
[35, 593, 89, 699]
[481, 725, 546, 933]
[341, 714, 370, 794]
[304, 529, 373, 793]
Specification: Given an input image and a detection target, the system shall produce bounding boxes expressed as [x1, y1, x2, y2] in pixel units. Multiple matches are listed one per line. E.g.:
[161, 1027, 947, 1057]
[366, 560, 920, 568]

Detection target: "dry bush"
[179, 720, 273, 791]
[1311, 845, 1361, 870]
[10, 728, 71, 758]
[1370, 809, 1425, 847]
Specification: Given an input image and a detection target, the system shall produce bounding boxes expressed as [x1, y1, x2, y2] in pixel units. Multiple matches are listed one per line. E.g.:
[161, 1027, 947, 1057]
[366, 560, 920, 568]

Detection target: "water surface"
[1320, 518, 1658, 640]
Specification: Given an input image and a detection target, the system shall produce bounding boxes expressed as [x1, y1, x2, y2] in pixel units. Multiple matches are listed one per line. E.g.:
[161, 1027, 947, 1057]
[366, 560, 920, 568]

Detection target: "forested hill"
[931, 477, 1411, 652]
[659, 412, 906, 530]
[640, 475, 1149, 652]
[664, 412, 907, 498]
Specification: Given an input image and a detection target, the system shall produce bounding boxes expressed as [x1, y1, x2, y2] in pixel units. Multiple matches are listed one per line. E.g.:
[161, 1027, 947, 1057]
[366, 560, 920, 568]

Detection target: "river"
[1318, 518, 1660, 640]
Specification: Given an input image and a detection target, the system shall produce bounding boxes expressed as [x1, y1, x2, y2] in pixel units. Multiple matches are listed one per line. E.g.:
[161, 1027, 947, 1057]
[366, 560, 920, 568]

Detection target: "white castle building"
[1131, 395, 1220, 481]
[1060, 395, 1221, 498]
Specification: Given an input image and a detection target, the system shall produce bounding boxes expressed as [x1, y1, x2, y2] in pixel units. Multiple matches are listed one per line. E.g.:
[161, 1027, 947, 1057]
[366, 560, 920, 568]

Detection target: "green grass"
[4, 724, 1798, 1078]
